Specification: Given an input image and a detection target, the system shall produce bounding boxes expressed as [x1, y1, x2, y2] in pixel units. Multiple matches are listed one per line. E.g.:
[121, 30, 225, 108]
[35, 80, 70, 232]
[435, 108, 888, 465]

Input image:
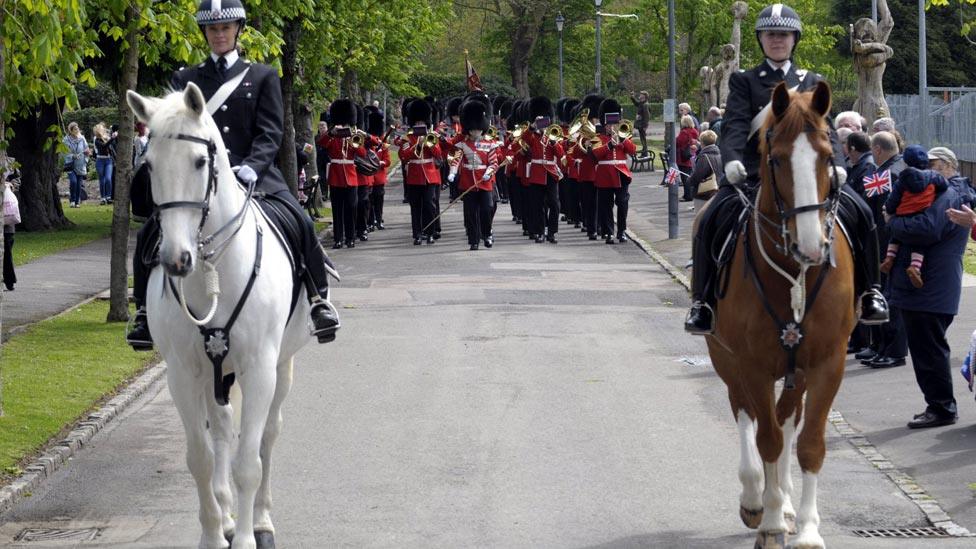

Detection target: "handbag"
[695, 154, 719, 198]
[354, 149, 381, 176]
[3, 184, 21, 226]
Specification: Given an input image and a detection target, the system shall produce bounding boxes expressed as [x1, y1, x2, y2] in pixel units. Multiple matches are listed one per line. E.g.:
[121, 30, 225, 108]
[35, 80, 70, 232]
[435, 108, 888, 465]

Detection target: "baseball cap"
[927, 146, 958, 168]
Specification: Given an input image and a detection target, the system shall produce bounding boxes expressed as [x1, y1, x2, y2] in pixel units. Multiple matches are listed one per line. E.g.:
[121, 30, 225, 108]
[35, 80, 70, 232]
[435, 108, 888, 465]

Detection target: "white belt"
[598, 160, 628, 165]
[331, 159, 355, 165]
[409, 159, 434, 165]
[531, 159, 557, 166]
[462, 164, 487, 170]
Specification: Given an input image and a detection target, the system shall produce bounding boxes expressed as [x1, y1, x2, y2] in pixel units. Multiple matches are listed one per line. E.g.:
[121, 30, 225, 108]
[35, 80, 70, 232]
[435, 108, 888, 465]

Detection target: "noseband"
[761, 125, 842, 267]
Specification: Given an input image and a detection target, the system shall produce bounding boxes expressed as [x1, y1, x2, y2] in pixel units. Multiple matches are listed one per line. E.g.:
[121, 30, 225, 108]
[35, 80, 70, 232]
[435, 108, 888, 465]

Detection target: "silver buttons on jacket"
[222, 126, 229, 133]
[220, 105, 228, 111]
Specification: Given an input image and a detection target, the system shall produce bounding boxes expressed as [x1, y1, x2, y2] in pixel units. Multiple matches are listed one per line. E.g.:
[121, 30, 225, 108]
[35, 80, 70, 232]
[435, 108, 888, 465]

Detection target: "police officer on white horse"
[684, 3, 889, 334]
[127, 0, 340, 349]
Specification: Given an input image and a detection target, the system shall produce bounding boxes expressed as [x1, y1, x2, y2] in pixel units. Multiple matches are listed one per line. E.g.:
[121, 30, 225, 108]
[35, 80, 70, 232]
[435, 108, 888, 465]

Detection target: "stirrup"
[684, 302, 715, 335]
[310, 297, 341, 342]
[125, 309, 154, 351]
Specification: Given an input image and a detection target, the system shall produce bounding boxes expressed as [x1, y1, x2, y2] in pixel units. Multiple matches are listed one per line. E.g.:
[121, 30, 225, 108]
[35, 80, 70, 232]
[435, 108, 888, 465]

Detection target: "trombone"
[414, 132, 439, 157]
[510, 123, 529, 151]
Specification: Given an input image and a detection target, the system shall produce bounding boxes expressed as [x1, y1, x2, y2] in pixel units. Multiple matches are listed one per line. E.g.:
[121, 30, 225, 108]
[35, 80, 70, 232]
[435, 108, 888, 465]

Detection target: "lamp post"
[556, 13, 565, 97]
[595, 0, 603, 93]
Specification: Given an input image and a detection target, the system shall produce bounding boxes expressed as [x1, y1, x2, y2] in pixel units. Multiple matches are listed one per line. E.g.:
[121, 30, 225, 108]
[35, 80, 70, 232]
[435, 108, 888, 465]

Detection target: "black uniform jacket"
[719, 61, 829, 185]
[171, 56, 288, 195]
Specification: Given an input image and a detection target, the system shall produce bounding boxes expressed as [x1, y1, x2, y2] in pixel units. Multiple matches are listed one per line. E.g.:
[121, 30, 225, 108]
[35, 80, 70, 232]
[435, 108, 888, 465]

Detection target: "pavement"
[0, 168, 974, 547]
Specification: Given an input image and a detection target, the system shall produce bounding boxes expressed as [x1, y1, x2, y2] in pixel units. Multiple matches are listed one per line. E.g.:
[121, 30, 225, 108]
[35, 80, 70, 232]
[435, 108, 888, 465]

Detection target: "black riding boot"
[684, 185, 740, 334]
[126, 219, 159, 350]
[840, 187, 890, 325]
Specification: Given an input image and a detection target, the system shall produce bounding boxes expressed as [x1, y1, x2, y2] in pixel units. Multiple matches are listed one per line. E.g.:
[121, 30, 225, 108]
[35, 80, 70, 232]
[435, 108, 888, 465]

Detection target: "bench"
[631, 150, 656, 173]
[299, 175, 323, 219]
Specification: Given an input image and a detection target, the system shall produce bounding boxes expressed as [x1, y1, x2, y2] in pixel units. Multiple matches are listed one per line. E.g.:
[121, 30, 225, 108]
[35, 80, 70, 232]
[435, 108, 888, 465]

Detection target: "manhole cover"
[853, 527, 950, 538]
[14, 527, 104, 543]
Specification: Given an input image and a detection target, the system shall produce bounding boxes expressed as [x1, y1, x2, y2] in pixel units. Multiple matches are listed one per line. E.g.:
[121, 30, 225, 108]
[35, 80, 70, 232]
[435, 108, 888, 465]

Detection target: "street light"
[595, 0, 603, 93]
[556, 13, 565, 97]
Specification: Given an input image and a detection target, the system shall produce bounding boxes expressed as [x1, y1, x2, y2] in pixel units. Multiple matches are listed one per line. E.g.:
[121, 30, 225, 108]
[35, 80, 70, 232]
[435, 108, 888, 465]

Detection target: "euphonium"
[510, 122, 528, 141]
[545, 124, 565, 143]
[567, 108, 590, 138]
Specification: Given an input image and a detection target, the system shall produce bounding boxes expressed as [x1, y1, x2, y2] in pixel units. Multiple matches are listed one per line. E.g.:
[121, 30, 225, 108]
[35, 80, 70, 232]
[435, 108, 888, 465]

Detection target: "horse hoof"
[754, 531, 787, 549]
[785, 513, 797, 535]
[254, 530, 275, 549]
[740, 506, 763, 529]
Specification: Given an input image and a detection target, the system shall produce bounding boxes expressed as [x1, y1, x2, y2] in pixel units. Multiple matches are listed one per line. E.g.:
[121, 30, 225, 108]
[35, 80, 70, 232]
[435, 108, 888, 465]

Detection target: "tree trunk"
[0, 3, 6, 415]
[279, 17, 301, 195]
[294, 102, 313, 175]
[508, 3, 546, 98]
[107, 7, 140, 322]
[340, 70, 360, 101]
[7, 103, 69, 231]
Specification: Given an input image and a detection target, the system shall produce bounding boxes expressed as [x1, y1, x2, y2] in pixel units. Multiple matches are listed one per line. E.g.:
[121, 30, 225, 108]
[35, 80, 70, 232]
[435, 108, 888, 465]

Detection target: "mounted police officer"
[126, 0, 340, 349]
[684, 3, 889, 334]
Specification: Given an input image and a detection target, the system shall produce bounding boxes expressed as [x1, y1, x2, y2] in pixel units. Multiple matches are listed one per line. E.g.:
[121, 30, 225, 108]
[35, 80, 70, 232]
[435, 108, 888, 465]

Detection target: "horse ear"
[183, 82, 207, 118]
[126, 90, 158, 124]
[811, 80, 832, 118]
[771, 82, 790, 119]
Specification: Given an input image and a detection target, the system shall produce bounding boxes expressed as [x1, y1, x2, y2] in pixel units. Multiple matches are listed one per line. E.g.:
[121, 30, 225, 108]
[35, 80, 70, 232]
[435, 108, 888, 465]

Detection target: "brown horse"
[705, 81, 855, 549]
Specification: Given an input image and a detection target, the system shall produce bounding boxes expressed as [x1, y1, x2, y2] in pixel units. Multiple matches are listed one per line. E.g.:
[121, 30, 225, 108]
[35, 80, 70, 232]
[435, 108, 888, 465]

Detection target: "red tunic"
[372, 146, 391, 185]
[591, 134, 636, 189]
[399, 134, 443, 185]
[522, 130, 564, 185]
[316, 132, 366, 188]
[451, 137, 499, 192]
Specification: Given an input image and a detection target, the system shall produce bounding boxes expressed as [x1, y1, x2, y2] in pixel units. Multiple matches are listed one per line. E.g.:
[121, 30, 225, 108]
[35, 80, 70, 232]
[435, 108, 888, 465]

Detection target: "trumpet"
[414, 132, 439, 156]
[350, 131, 365, 148]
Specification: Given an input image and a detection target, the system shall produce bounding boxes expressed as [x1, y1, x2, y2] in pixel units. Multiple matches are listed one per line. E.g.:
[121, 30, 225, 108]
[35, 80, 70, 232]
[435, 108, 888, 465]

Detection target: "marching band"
[317, 91, 638, 252]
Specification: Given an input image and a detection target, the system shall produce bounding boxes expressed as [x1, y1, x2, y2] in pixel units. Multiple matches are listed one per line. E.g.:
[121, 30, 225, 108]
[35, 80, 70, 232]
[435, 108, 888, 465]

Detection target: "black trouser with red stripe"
[330, 186, 358, 244]
[578, 180, 598, 235]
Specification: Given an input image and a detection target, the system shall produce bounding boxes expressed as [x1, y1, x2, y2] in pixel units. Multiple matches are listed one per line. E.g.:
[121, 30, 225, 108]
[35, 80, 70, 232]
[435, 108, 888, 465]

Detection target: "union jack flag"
[665, 167, 680, 186]
[863, 170, 892, 197]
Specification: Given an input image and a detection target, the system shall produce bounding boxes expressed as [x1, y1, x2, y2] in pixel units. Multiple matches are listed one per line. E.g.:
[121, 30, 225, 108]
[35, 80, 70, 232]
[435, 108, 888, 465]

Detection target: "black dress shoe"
[679, 197, 693, 202]
[433, 232, 442, 240]
[859, 289, 890, 325]
[588, 233, 597, 240]
[907, 411, 956, 429]
[560, 215, 567, 221]
[332, 242, 343, 249]
[413, 237, 422, 245]
[377, 223, 385, 230]
[534, 236, 544, 243]
[581, 227, 588, 233]
[126, 310, 154, 351]
[574, 222, 581, 228]
[854, 347, 877, 361]
[470, 243, 479, 250]
[345, 240, 355, 248]
[523, 230, 530, 236]
[546, 235, 558, 244]
[359, 233, 368, 241]
[427, 235, 435, 244]
[484, 237, 493, 248]
[869, 356, 906, 369]
[310, 303, 340, 343]
[618, 234, 629, 243]
[847, 342, 857, 354]
[684, 302, 714, 335]
[605, 236, 615, 244]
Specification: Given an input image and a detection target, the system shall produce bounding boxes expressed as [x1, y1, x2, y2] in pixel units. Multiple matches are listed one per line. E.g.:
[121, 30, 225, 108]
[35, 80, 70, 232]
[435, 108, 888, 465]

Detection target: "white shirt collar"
[211, 50, 240, 69]
[765, 58, 792, 75]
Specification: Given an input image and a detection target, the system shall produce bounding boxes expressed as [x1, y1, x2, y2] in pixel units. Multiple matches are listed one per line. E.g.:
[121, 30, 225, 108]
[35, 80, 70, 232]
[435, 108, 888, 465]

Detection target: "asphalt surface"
[0, 169, 975, 548]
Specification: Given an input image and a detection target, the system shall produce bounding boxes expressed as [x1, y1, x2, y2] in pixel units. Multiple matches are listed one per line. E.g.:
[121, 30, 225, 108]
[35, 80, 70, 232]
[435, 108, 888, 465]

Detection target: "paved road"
[1, 171, 974, 548]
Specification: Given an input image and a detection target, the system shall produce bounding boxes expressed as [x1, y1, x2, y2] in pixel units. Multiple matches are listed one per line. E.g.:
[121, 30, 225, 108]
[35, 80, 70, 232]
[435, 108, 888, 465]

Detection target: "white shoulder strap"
[206, 66, 251, 116]
[748, 84, 799, 140]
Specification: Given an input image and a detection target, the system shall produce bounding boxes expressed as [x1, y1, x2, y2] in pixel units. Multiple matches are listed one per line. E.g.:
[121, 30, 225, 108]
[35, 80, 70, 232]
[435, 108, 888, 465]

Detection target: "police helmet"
[755, 4, 802, 56]
[196, 0, 246, 26]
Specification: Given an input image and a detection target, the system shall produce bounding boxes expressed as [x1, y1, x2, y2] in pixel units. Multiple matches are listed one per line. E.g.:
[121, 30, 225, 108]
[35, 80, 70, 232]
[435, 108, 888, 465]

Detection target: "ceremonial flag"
[465, 49, 483, 92]
[665, 167, 680, 186]
[863, 170, 891, 197]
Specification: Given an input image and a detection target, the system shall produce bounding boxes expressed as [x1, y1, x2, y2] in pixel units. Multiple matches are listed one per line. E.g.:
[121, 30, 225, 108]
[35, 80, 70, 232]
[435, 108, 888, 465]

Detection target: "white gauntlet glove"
[724, 160, 747, 185]
[233, 164, 258, 185]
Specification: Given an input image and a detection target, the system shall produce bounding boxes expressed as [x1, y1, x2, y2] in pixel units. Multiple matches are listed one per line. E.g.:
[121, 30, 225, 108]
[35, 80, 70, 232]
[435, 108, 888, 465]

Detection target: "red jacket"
[451, 137, 499, 192]
[399, 134, 443, 185]
[676, 126, 699, 168]
[522, 130, 564, 185]
[592, 134, 636, 188]
[372, 146, 391, 185]
[317, 132, 366, 188]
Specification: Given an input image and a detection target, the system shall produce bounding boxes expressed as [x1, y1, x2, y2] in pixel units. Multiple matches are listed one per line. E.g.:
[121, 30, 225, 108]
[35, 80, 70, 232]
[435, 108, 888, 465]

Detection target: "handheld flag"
[665, 167, 680, 186]
[465, 49, 483, 92]
[862, 170, 891, 197]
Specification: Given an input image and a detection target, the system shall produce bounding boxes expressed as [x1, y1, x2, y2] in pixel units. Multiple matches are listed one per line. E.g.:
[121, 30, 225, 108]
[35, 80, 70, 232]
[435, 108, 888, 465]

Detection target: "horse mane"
[758, 89, 833, 159]
[147, 88, 218, 141]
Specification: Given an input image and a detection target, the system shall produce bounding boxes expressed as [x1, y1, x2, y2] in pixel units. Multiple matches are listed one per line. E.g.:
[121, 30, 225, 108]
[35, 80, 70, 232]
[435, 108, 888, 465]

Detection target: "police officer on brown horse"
[684, 3, 888, 334]
[127, 0, 340, 349]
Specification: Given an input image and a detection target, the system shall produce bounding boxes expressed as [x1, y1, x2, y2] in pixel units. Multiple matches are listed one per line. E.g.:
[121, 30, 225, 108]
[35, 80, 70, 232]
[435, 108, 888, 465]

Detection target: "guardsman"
[576, 94, 604, 240]
[366, 110, 390, 230]
[354, 104, 372, 242]
[560, 98, 582, 228]
[398, 100, 443, 245]
[126, 0, 339, 349]
[317, 99, 365, 249]
[448, 100, 500, 250]
[521, 96, 564, 243]
[592, 98, 637, 244]
[493, 96, 511, 204]
[684, 2, 889, 334]
[504, 100, 524, 227]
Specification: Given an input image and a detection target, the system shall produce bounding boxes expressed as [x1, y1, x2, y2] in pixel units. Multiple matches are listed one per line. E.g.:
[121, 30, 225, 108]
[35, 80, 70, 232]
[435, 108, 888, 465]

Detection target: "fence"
[886, 88, 976, 162]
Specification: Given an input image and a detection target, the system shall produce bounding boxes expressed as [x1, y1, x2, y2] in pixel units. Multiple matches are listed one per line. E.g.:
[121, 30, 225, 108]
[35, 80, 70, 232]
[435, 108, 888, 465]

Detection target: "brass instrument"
[485, 126, 498, 140]
[567, 108, 590, 138]
[545, 125, 565, 143]
[414, 131, 439, 156]
[510, 123, 529, 151]
[350, 132, 365, 148]
[615, 119, 634, 142]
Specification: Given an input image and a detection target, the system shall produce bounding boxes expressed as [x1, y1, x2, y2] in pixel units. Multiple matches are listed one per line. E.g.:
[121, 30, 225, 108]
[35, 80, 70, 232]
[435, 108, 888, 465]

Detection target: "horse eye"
[194, 156, 207, 170]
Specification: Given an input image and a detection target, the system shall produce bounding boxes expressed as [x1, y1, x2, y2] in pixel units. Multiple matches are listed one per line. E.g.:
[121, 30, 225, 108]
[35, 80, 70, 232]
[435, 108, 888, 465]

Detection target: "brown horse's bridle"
[758, 125, 843, 268]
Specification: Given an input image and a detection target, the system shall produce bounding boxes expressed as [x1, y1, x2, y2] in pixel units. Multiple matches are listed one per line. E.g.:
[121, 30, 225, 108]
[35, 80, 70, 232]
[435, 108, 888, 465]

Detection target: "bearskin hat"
[329, 99, 356, 126]
[460, 100, 490, 133]
[598, 98, 622, 124]
[446, 97, 463, 118]
[580, 94, 605, 120]
[554, 98, 568, 123]
[507, 100, 523, 130]
[367, 112, 385, 137]
[529, 96, 553, 121]
[464, 91, 492, 111]
[499, 100, 514, 122]
[407, 99, 433, 126]
[355, 104, 366, 130]
[401, 97, 420, 124]
[562, 99, 581, 123]
[493, 95, 509, 117]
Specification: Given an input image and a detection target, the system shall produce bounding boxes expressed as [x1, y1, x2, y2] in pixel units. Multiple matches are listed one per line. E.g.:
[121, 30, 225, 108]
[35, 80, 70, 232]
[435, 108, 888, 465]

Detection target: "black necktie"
[217, 56, 227, 78]
[772, 68, 784, 81]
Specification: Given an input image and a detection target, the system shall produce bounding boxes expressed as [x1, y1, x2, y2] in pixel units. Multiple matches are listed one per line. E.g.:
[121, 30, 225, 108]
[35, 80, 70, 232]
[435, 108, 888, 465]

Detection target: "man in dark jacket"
[888, 168, 970, 428]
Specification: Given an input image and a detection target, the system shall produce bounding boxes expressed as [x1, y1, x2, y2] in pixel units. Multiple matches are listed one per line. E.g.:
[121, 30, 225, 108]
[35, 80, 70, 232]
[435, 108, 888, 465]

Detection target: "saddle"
[705, 186, 754, 302]
[253, 192, 307, 323]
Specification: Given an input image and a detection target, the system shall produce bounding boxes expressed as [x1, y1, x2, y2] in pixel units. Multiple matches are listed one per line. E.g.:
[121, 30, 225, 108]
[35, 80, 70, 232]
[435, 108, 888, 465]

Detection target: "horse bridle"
[150, 132, 254, 262]
[759, 125, 842, 267]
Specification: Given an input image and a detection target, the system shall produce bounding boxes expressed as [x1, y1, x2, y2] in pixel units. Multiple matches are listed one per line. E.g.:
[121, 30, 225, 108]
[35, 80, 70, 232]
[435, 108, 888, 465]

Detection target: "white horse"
[127, 83, 312, 549]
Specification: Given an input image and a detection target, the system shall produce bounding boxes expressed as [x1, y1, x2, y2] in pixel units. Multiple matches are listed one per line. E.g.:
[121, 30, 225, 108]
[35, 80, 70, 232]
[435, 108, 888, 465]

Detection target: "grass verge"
[965, 241, 976, 277]
[0, 300, 158, 480]
[13, 202, 116, 266]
